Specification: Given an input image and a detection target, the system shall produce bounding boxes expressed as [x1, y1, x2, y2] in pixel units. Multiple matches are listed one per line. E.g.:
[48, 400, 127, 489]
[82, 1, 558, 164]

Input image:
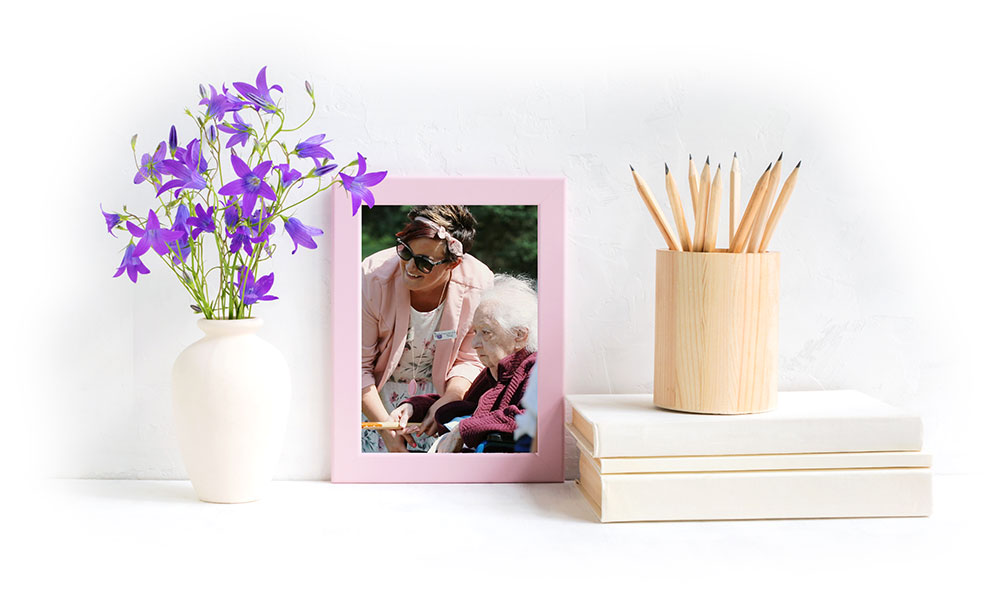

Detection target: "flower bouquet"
[103, 66, 385, 318]
[105, 67, 386, 502]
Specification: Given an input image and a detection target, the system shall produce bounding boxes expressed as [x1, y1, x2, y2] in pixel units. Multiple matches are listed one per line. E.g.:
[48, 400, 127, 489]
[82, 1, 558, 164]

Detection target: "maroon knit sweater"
[405, 348, 537, 448]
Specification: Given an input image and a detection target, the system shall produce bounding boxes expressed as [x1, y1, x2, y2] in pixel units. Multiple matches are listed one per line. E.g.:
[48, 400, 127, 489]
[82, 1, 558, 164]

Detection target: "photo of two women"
[360, 204, 539, 454]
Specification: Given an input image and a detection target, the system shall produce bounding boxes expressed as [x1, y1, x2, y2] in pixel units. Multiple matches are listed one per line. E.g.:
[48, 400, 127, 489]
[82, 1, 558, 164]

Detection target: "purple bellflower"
[222, 84, 248, 112]
[174, 139, 209, 173]
[233, 266, 278, 305]
[228, 225, 254, 255]
[224, 201, 240, 229]
[340, 153, 387, 215]
[101, 205, 122, 237]
[187, 203, 216, 239]
[293, 134, 334, 166]
[249, 208, 276, 243]
[167, 204, 192, 265]
[273, 163, 302, 188]
[218, 112, 253, 149]
[158, 140, 208, 197]
[218, 155, 275, 217]
[227, 225, 270, 255]
[113, 243, 151, 283]
[134, 142, 167, 184]
[233, 67, 283, 114]
[127, 210, 184, 257]
[199, 85, 241, 122]
[283, 217, 324, 254]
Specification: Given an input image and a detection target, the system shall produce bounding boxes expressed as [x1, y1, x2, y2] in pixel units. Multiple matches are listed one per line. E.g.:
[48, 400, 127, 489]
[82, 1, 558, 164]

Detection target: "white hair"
[479, 274, 538, 353]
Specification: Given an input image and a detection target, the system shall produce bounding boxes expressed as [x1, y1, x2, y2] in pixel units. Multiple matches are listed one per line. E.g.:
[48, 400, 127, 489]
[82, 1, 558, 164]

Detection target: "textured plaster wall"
[5, 1, 998, 481]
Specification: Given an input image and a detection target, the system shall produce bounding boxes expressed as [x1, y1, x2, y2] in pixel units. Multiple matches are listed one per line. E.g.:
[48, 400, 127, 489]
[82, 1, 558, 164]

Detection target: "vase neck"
[197, 318, 264, 337]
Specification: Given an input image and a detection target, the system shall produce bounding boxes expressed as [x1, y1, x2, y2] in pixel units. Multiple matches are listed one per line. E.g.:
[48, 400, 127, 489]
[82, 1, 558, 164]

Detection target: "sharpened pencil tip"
[766, 163, 772, 170]
[705, 155, 710, 165]
[664, 162, 669, 174]
[734, 152, 737, 158]
[796, 160, 802, 168]
[689, 154, 693, 160]
[629, 164, 634, 171]
[778, 151, 784, 161]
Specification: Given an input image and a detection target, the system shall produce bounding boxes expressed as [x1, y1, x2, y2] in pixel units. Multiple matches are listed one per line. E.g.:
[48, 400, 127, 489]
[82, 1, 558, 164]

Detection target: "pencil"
[665, 163, 693, 251]
[757, 161, 801, 252]
[730, 163, 772, 252]
[704, 163, 723, 252]
[694, 156, 711, 251]
[688, 154, 700, 223]
[362, 422, 407, 430]
[729, 153, 739, 248]
[747, 152, 783, 253]
[631, 165, 682, 251]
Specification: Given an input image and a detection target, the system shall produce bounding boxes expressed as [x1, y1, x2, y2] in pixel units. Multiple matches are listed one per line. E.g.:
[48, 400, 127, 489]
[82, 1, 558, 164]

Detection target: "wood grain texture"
[654, 250, 779, 414]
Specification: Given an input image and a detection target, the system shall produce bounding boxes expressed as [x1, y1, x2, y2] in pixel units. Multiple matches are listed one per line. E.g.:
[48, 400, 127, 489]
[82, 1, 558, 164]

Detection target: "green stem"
[279, 179, 338, 215]
[283, 98, 316, 132]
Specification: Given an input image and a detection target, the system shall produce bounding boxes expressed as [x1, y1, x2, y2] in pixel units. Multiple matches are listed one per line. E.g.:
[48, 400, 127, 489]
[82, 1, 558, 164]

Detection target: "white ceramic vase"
[171, 318, 290, 503]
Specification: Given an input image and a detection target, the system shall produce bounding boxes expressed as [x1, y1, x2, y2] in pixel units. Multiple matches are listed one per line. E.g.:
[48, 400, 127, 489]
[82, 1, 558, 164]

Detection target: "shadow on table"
[57, 479, 205, 504]
[519, 481, 595, 522]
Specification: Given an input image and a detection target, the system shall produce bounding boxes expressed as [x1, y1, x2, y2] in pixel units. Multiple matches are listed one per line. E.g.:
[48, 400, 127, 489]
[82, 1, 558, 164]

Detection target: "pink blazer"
[361, 247, 494, 395]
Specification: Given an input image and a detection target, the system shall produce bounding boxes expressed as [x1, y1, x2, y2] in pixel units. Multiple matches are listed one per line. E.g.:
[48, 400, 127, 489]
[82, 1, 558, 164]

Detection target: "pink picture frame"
[330, 176, 566, 483]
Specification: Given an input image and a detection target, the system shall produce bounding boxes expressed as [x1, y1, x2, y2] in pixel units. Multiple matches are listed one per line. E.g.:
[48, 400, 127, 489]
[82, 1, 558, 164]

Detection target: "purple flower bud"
[207, 125, 217, 143]
[169, 125, 178, 158]
[305, 80, 313, 97]
[315, 163, 339, 177]
[199, 84, 207, 99]
[190, 304, 203, 313]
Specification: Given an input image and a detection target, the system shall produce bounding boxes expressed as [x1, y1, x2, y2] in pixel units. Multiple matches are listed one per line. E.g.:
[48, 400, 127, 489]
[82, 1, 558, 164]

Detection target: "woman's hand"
[434, 430, 465, 453]
[381, 429, 410, 453]
[413, 396, 450, 437]
[414, 414, 442, 438]
[388, 403, 416, 447]
[389, 403, 412, 430]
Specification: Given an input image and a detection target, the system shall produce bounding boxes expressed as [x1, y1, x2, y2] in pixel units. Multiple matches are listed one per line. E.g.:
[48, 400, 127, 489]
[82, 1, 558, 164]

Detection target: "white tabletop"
[4, 475, 995, 602]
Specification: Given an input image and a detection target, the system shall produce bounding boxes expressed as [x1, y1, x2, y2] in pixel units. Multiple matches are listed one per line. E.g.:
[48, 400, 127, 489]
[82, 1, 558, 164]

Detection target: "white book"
[567, 390, 923, 458]
[578, 454, 933, 522]
[584, 449, 933, 474]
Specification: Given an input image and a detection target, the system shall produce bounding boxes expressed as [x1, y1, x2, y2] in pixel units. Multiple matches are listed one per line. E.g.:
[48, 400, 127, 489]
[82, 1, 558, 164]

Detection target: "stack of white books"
[566, 390, 932, 522]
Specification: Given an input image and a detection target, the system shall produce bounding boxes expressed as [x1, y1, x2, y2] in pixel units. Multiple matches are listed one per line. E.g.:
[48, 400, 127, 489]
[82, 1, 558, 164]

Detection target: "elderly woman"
[390, 275, 538, 453]
[362, 205, 494, 453]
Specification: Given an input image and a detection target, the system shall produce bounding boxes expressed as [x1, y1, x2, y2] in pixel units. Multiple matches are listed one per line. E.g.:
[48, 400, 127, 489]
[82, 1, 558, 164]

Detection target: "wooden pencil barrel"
[654, 250, 779, 414]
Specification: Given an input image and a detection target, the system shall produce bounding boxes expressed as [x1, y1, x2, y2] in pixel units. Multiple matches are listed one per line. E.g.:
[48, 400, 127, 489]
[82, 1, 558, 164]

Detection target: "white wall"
[5, 0, 998, 480]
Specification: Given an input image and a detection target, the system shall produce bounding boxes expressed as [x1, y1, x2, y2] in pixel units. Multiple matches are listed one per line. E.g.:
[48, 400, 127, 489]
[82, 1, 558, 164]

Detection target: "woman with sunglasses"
[361, 205, 494, 452]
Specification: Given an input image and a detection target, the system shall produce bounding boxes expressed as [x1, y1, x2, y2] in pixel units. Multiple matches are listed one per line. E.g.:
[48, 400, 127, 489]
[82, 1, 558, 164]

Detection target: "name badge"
[433, 329, 457, 341]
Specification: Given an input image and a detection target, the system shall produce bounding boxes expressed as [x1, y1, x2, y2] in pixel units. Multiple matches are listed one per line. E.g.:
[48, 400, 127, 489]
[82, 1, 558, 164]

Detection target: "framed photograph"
[331, 176, 566, 483]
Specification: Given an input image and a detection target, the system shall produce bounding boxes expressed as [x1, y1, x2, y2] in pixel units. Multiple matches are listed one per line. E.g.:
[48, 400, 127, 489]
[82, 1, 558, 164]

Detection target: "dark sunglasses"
[396, 238, 449, 274]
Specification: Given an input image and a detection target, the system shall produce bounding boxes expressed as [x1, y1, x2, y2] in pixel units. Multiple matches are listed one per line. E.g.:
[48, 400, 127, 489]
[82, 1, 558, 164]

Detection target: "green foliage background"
[361, 205, 538, 281]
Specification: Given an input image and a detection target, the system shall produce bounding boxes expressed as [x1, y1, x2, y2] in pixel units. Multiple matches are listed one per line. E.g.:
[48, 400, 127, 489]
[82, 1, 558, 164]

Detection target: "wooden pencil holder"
[654, 250, 779, 414]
